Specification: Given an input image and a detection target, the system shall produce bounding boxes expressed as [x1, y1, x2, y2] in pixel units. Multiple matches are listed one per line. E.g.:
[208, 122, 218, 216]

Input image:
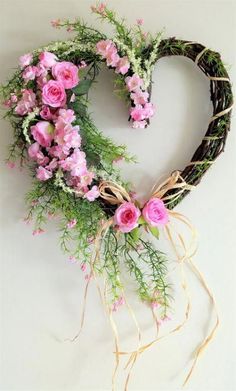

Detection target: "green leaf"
[69, 101, 87, 117]
[72, 80, 92, 96]
[148, 226, 160, 239]
[130, 227, 140, 243]
[138, 216, 147, 225]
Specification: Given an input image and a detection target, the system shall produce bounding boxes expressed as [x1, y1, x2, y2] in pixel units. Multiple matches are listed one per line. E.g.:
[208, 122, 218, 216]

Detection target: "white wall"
[0, 0, 236, 390]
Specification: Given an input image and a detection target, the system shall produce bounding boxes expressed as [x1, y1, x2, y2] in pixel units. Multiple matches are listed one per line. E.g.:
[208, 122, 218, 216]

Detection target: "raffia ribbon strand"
[99, 181, 131, 205]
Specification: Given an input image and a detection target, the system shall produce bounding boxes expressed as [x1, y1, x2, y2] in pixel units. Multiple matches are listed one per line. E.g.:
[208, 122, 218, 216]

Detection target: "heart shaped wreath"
[1, 3, 233, 389]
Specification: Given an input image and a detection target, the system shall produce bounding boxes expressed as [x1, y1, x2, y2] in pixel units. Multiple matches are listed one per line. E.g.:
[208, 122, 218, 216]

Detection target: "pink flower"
[84, 185, 100, 202]
[115, 56, 130, 75]
[143, 102, 155, 118]
[19, 53, 33, 68]
[125, 74, 143, 92]
[132, 120, 147, 129]
[42, 80, 66, 108]
[36, 166, 53, 181]
[67, 219, 77, 229]
[31, 121, 55, 147]
[51, 19, 61, 28]
[57, 108, 75, 124]
[130, 105, 146, 121]
[136, 18, 144, 26]
[114, 202, 141, 233]
[32, 228, 45, 236]
[106, 48, 120, 67]
[15, 89, 37, 116]
[96, 40, 113, 57]
[48, 145, 67, 159]
[130, 89, 149, 105]
[142, 198, 169, 227]
[28, 142, 40, 160]
[46, 158, 57, 171]
[81, 263, 86, 272]
[22, 66, 38, 82]
[79, 60, 87, 69]
[60, 149, 86, 176]
[40, 105, 53, 120]
[6, 161, 15, 169]
[39, 51, 58, 68]
[10, 93, 18, 103]
[52, 61, 79, 89]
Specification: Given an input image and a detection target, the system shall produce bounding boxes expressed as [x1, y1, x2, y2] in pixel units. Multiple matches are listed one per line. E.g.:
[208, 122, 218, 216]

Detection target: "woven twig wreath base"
[149, 39, 234, 208]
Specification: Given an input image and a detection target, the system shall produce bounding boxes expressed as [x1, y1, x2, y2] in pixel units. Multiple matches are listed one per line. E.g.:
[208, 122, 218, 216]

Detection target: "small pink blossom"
[151, 301, 160, 309]
[136, 18, 144, 26]
[22, 66, 38, 82]
[28, 142, 40, 160]
[32, 228, 45, 236]
[80, 263, 86, 272]
[132, 120, 147, 129]
[48, 145, 67, 159]
[15, 89, 36, 116]
[125, 74, 143, 92]
[130, 105, 146, 121]
[143, 102, 155, 118]
[96, 40, 113, 57]
[6, 161, 15, 169]
[85, 273, 92, 281]
[112, 296, 125, 312]
[42, 80, 66, 108]
[67, 219, 77, 229]
[31, 121, 55, 147]
[52, 61, 79, 89]
[10, 93, 18, 103]
[130, 89, 149, 105]
[115, 56, 130, 75]
[36, 166, 53, 181]
[114, 202, 141, 233]
[51, 19, 61, 28]
[19, 53, 33, 68]
[84, 185, 100, 202]
[68, 255, 77, 263]
[142, 198, 169, 227]
[46, 158, 58, 171]
[106, 48, 120, 67]
[39, 51, 58, 68]
[79, 61, 87, 69]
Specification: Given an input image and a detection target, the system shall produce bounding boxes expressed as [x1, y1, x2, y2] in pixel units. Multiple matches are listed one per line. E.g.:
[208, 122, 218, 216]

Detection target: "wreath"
[1, 3, 233, 389]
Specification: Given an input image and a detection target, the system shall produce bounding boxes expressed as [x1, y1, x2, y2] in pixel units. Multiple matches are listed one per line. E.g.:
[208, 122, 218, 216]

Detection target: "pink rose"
[42, 80, 66, 108]
[31, 121, 55, 147]
[19, 53, 33, 68]
[84, 185, 100, 202]
[116, 56, 130, 75]
[15, 89, 37, 116]
[142, 198, 169, 227]
[125, 74, 143, 92]
[36, 166, 53, 181]
[52, 61, 79, 89]
[114, 202, 141, 233]
[39, 51, 58, 68]
[40, 105, 53, 120]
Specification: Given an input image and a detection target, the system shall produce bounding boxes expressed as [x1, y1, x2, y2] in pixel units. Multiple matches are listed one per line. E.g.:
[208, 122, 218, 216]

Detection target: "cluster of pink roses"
[96, 39, 155, 129]
[114, 197, 168, 233]
[7, 51, 99, 201]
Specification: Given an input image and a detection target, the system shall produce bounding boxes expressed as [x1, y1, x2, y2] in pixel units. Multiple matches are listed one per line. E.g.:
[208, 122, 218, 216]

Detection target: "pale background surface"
[0, 0, 236, 390]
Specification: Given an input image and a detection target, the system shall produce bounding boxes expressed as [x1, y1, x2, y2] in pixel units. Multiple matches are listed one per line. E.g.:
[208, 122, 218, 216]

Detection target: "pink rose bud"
[31, 121, 55, 147]
[114, 202, 141, 233]
[52, 61, 79, 89]
[142, 198, 169, 227]
[42, 80, 66, 108]
[39, 51, 58, 68]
